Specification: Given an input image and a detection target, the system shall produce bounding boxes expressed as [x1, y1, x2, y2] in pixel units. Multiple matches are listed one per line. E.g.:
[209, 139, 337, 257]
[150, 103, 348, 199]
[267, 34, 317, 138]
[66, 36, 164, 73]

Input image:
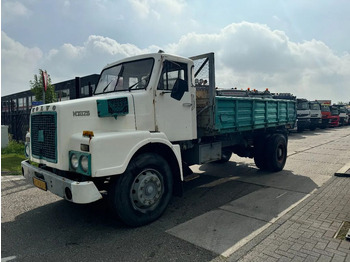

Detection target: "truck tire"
[254, 139, 268, 170]
[109, 153, 173, 227]
[266, 134, 287, 172]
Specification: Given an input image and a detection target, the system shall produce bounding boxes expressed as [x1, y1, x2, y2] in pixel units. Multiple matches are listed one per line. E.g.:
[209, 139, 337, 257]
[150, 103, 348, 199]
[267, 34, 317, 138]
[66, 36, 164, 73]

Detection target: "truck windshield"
[297, 102, 308, 110]
[309, 103, 320, 110]
[321, 106, 330, 112]
[339, 107, 346, 113]
[331, 109, 339, 116]
[94, 58, 154, 94]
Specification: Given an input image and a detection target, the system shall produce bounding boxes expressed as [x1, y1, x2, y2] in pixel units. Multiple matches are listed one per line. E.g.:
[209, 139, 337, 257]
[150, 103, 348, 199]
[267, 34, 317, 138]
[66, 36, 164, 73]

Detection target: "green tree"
[30, 69, 57, 104]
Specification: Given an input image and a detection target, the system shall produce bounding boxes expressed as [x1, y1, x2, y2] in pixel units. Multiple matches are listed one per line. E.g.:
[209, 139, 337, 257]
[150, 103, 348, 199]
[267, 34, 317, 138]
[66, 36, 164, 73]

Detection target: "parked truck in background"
[21, 52, 296, 226]
[316, 100, 332, 129]
[296, 98, 311, 132]
[336, 105, 349, 126]
[330, 106, 340, 127]
[308, 101, 322, 130]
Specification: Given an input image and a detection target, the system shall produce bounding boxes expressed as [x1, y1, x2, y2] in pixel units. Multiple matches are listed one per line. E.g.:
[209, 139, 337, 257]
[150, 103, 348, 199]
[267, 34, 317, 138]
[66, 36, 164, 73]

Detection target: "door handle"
[183, 103, 192, 107]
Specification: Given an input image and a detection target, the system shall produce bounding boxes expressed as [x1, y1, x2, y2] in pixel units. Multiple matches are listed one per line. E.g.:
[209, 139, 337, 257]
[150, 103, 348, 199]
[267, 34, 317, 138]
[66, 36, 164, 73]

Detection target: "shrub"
[2, 139, 25, 155]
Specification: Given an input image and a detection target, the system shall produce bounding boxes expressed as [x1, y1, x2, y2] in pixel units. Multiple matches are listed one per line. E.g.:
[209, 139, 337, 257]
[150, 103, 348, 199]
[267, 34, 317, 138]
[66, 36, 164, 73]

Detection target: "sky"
[1, 0, 350, 103]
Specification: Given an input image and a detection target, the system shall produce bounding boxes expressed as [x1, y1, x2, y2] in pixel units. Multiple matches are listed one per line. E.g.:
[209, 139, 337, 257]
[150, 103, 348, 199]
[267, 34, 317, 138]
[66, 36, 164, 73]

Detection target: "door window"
[158, 61, 188, 91]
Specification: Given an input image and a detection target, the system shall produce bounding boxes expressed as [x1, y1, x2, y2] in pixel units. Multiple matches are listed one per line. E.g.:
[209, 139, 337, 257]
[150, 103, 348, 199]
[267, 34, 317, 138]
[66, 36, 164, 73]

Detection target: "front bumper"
[297, 118, 311, 129]
[21, 160, 102, 204]
[310, 118, 321, 125]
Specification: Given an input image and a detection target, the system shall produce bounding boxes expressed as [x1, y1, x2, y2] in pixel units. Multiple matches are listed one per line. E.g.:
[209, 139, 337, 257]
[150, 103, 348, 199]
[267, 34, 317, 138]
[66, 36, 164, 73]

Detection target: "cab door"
[154, 60, 196, 142]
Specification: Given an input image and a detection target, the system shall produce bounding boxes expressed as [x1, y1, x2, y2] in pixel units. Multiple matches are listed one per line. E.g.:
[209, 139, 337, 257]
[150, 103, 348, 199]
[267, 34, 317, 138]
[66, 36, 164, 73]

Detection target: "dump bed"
[214, 96, 296, 133]
[191, 53, 296, 136]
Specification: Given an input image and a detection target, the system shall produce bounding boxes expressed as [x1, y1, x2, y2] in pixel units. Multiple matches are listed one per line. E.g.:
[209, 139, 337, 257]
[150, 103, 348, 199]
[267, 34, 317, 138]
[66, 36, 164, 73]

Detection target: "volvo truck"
[22, 52, 296, 226]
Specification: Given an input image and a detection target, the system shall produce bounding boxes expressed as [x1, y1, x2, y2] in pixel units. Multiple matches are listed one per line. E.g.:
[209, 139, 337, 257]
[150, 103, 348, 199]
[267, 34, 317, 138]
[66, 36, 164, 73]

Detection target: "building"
[1, 74, 99, 141]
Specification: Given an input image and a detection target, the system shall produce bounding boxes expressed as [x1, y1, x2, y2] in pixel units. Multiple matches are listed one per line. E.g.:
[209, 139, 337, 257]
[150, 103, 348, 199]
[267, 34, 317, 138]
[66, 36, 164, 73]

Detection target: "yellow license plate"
[33, 177, 47, 191]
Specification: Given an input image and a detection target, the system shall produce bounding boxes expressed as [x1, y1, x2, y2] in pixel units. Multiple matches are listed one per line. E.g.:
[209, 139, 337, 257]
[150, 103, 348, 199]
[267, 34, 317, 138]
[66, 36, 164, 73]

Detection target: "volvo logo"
[32, 105, 56, 112]
[73, 111, 90, 117]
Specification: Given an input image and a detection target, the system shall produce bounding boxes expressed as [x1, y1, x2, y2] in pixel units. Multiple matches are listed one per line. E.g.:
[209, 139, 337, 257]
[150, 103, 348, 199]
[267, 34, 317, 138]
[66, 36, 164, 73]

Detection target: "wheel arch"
[132, 142, 183, 197]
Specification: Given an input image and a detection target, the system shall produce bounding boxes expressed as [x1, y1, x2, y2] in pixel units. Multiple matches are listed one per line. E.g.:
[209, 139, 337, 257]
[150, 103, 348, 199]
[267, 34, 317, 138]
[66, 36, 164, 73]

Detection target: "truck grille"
[31, 112, 57, 163]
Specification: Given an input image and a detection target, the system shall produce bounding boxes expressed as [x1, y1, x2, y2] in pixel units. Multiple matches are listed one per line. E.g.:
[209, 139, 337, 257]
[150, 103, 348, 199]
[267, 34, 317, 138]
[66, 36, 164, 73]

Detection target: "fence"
[1, 74, 100, 142]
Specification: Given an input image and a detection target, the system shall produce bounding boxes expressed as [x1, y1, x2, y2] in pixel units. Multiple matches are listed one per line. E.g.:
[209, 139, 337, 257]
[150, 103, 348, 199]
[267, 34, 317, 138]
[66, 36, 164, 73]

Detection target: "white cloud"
[43, 35, 161, 83]
[2, 1, 32, 23]
[1, 31, 42, 96]
[166, 22, 350, 102]
[129, 0, 186, 19]
[2, 22, 349, 102]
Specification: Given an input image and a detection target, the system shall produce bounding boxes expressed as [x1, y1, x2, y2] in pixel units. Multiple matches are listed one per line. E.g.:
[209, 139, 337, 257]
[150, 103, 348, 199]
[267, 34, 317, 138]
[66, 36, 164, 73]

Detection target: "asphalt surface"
[2, 126, 350, 262]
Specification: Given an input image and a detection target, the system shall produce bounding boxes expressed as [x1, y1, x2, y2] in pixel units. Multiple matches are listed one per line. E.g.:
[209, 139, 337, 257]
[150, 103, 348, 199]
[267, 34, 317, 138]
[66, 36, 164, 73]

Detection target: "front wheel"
[109, 153, 173, 227]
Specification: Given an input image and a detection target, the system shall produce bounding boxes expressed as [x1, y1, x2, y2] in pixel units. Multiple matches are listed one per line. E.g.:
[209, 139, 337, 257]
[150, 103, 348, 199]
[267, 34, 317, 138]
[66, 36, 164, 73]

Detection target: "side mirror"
[171, 79, 188, 101]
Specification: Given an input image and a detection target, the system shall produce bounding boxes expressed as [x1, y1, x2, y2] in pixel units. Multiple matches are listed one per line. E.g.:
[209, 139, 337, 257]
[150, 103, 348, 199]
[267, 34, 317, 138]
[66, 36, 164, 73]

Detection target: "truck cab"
[337, 105, 349, 126]
[296, 98, 311, 132]
[308, 101, 322, 130]
[320, 104, 332, 128]
[330, 106, 340, 127]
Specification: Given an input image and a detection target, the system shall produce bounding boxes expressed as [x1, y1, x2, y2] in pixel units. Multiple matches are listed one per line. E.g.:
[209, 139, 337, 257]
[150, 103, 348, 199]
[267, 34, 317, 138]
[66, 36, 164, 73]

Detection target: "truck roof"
[102, 52, 193, 71]
[297, 98, 308, 103]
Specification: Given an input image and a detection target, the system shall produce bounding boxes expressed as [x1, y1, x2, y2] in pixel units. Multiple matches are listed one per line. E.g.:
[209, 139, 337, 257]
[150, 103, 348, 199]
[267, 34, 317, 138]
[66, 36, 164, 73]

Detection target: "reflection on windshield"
[321, 106, 330, 112]
[331, 109, 339, 116]
[309, 103, 320, 110]
[297, 102, 308, 110]
[94, 58, 154, 94]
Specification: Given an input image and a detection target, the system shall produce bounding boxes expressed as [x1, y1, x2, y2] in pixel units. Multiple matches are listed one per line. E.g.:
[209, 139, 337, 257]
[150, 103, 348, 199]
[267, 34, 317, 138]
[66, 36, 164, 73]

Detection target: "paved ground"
[169, 127, 350, 262]
[225, 173, 350, 262]
[215, 132, 350, 261]
[2, 127, 350, 262]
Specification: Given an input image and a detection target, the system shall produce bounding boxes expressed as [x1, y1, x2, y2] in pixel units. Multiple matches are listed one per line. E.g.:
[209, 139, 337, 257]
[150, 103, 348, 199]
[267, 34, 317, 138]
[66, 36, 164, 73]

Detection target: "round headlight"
[25, 143, 30, 158]
[70, 154, 79, 169]
[80, 155, 89, 172]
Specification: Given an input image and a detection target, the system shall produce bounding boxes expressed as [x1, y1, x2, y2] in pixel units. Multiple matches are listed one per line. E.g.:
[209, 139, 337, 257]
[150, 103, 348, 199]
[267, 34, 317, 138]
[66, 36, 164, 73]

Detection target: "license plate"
[33, 177, 47, 191]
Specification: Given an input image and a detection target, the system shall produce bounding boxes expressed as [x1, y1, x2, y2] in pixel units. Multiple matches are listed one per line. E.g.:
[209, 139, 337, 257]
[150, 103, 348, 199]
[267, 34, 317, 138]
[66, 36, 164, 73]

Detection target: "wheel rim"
[130, 169, 164, 212]
[277, 144, 285, 163]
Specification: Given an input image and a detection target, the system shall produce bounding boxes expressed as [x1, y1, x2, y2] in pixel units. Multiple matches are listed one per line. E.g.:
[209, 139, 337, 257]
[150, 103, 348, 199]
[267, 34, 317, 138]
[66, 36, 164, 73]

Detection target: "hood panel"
[30, 93, 136, 169]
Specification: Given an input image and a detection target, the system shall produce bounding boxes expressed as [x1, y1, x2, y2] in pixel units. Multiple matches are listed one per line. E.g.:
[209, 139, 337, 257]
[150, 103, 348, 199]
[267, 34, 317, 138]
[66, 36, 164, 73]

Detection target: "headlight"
[80, 155, 89, 172]
[70, 154, 79, 169]
[69, 151, 91, 176]
[25, 143, 30, 158]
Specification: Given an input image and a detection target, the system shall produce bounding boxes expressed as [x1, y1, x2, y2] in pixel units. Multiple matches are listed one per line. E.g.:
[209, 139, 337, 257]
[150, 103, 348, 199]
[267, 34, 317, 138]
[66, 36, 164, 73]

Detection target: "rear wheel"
[109, 153, 173, 227]
[254, 138, 268, 170]
[266, 134, 287, 172]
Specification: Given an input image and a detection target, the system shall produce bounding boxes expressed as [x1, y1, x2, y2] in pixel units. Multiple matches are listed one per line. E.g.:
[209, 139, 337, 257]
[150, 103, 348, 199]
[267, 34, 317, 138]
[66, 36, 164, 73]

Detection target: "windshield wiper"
[128, 77, 149, 91]
[102, 79, 114, 93]
[114, 66, 124, 91]
[102, 65, 124, 93]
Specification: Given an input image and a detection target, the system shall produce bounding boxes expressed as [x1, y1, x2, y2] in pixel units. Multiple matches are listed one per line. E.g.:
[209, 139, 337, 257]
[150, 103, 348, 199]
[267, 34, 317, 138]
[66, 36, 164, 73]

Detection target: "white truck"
[22, 52, 296, 226]
[308, 101, 322, 130]
[337, 105, 349, 125]
[296, 98, 311, 132]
